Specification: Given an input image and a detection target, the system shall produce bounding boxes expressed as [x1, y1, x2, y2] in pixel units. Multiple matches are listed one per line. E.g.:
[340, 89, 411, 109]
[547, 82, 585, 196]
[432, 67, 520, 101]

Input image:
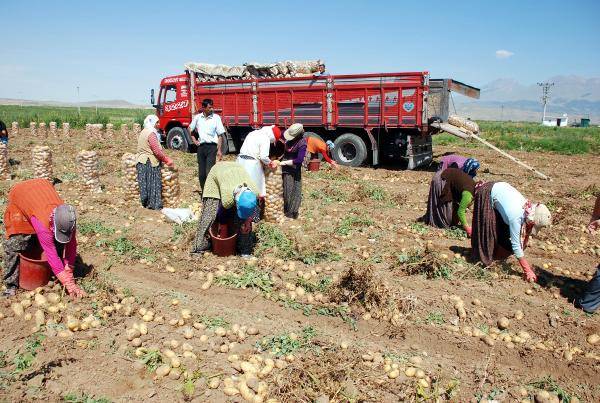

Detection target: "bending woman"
[422, 168, 475, 235]
[438, 154, 480, 177]
[472, 181, 551, 282]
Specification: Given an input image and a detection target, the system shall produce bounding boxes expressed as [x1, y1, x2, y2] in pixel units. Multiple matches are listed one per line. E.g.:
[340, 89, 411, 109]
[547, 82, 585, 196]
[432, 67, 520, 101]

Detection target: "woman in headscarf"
[135, 115, 174, 210]
[279, 123, 307, 219]
[471, 181, 551, 282]
[421, 167, 476, 236]
[304, 136, 338, 169]
[438, 154, 480, 177]
[236, 125, 282, 198]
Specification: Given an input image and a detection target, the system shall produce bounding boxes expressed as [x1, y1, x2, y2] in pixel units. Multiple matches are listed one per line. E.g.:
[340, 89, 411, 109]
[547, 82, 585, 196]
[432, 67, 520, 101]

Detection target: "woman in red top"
[305, 136, 338, 169]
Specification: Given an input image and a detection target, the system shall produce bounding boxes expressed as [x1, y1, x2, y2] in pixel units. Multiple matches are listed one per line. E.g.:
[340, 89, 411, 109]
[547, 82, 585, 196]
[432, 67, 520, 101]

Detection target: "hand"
[518, 257, 537, 283]
[464, 226, 472, 238]
[331, 161, 339, 170]
[167, 160, 175, 168]
[268, 161, 278, 169]
[217, 150, 223, 161]
[68, 285, 87, 299]
[588, 219, 600, 233]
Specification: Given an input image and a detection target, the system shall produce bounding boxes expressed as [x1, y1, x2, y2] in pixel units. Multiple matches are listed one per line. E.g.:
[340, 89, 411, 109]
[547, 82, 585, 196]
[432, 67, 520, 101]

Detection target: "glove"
[268, 160, 279, 169]
[56, 266, 86, 299]
[279, 160, 293, 166]
[589, 219, 600, 233]
[331, 161, 339, 169]
[518, 257, 537, 283]
[464, 226, 472, 238]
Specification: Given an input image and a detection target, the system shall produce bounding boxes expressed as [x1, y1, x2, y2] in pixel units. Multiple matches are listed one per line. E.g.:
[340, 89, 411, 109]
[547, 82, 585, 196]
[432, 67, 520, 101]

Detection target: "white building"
[542, 114, 568, 127]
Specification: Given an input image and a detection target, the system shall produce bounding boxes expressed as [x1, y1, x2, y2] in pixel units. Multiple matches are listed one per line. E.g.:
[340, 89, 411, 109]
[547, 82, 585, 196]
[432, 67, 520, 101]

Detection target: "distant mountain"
[0, 98, 150, 109]
[456, 75, 599, 123]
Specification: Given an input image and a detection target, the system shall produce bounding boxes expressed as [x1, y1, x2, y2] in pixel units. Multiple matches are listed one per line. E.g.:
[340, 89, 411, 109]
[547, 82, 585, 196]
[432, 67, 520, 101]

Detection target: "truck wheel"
[166, 127, 190, 152]
[333, 133, 367, 167]
[220, 133, 230, 155]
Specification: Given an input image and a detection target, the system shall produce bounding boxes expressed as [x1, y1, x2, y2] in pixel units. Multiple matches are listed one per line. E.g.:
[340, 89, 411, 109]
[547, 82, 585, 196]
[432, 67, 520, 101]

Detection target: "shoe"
[240, 254, 252, 259]
[2, 287, 17, 297]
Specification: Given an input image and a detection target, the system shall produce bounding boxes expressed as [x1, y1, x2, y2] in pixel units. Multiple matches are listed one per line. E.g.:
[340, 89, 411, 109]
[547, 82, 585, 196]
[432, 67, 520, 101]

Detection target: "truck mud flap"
[406, 134, 432, 170]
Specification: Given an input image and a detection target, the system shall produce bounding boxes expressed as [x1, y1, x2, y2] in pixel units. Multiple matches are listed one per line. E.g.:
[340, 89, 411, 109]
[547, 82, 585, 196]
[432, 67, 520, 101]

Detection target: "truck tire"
[220, 133, 230, 155]
[333, 133, 367, 167]
[166, 127, 190, 152]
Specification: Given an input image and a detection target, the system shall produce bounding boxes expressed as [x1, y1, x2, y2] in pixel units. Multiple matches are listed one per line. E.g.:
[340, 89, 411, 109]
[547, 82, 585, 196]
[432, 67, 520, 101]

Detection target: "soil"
[0, 131, 599, 402]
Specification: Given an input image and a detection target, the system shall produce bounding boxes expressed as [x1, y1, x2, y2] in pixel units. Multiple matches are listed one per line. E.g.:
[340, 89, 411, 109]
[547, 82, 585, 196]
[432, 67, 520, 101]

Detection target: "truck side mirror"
[150, 89, 155, 106]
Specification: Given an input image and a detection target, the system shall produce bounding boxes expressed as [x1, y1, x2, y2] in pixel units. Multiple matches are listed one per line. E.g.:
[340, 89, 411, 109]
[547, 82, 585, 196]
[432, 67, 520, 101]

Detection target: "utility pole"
[77, 86, 81, 116]
[501, 105, 504, 121]
[537, 82, 554, 123]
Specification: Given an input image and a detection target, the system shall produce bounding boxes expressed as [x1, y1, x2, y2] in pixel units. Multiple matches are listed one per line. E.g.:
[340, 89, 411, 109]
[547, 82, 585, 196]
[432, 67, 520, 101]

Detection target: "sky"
[1, 0, 599, 104]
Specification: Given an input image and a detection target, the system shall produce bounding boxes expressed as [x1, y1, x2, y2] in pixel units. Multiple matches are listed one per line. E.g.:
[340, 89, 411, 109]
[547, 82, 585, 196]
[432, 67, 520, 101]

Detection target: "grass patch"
[255, 223, 296, 259]
[139, 349, 163, 372]
[444, 227, 467, 240]
[256, 326, 317, 357]
[171, 221, 197, 243]
[199, 315, 229, 330]
[279, 297, 356, 328]
[336, 214, 374, 236]
[409, 222, 429, 235]
[308, 187, 348, 204]
[79, 220, 115, 236]
[527, 376, 579, 402]
[396, 249, 489, 281]
[296, 276, 332, 294]
[13, 331, 46, 373]
[96, 236, 155, 262]
[215, 265, 274, 294]
[63, 392, 111, 403]
[425, 311, 445, 325]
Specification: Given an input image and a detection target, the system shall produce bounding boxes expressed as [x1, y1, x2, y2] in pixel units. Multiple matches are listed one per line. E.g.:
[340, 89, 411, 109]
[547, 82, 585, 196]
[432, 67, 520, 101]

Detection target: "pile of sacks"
[32, 146, 53, 181]
[132, 123, 141, 136]
[184, 59, 324, 82]
[106, 123, 114, 137]
[264, 167, 284, 222]
[63, 123, 70, 136]
[121, 153, 139, 200]
[30, 122, 36, 136]
[121, 124, 129, 138]
[161, 166, 180, 207]
[11, 122, 18, 137]
[77, 150, 102, 193]
[0, 143, 11, 180]
[38, 122, 47, 137]
[49, 122, 57, 137]
[448, 114, 479, 134]
[85, 124, 104, 139]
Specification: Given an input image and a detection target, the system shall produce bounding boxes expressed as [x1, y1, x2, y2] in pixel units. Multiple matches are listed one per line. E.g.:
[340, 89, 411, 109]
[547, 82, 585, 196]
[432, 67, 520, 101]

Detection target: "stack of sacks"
[448, 115, 479, 134]
[121, 153, 139, 200]
[30, 122, 37, 136]
[62, 122, 70, 137]
[132, 123, 141, 136]
[91, 124, 103, 139]
[11, 122, 18, 137]
[38, 122, 47, 137]
[49, 122, 57, 137]
[77, 150, 102, 193]
[120, 124, 129, 138]
[264, 167, 284, 222]
[105, 123, 114, 137]
[161, 166, 180, 207]
[85, 124, 92, 138]
[32, 146, 53, 181]
[0, 143, 11, 180]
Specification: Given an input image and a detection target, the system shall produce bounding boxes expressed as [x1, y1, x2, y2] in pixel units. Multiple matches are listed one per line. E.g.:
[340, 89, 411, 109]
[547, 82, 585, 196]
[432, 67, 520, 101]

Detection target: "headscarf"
[326, 140, 335, 151]
[462, 158, 480, 177]
[143, 115, 160, 142]
[524, 202, 551, 235]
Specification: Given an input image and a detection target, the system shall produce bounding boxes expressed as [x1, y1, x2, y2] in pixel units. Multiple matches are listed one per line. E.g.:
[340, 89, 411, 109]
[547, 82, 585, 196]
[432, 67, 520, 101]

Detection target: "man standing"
[189, 99, 226, 193]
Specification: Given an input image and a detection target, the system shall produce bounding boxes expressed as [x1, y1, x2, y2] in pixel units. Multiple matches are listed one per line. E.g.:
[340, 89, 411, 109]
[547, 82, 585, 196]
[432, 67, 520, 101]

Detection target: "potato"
[247, 327, 259, 336]
[131, 338, 142, 347]
[181, 309, 192, 319]
[11, 303, 24, 317]
[208, 377, 220, 389]
[34, 294, 48, 307]
[183, 327, 194, 339]
[388, 369, 400, 379]
[170, 357, 181, 368]
[497, 317, 510, 330]
[127, 328, 141, 341]
[46, 293, 60, 304]
[223, 387, 239, 396]
[405, 367, 416, 377]
[139, 323, 148, 335]
[34, 310, 45, 327]
[155, 364, 171, 377]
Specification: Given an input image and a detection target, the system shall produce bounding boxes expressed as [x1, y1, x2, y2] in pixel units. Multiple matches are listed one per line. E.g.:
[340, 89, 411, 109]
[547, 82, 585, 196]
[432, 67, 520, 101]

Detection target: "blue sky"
[1, 0, 598, 104]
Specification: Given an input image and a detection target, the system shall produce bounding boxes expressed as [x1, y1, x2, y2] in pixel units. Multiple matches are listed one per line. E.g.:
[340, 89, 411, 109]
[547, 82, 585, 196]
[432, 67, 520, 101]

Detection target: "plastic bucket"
[308, 159, 321, 172]
[19, 246, 51, 290]
[209, 223, 238, 257]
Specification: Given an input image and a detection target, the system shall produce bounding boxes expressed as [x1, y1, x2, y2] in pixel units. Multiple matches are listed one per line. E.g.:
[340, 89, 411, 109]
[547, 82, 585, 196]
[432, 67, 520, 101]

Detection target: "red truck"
[151, 70, 479, 168]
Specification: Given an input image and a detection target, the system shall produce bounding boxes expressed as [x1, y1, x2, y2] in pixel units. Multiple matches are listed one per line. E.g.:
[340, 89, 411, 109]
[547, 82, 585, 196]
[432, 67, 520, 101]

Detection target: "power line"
[537, 82, 554, 123]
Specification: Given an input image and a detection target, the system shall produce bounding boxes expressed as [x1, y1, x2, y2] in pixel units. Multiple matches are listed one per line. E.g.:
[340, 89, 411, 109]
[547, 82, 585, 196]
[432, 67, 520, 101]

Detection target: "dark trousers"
[3, 234, 35, 289]
[197, 143, 218, 193]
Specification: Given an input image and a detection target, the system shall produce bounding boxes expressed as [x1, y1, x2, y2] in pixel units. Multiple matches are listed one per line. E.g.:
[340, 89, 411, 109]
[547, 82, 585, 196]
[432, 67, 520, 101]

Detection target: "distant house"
[542, 114, 568, 127]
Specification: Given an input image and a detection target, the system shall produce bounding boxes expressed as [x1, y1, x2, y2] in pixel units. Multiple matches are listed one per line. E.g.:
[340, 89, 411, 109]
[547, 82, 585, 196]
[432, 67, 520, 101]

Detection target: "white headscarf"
[143, 115, 160, 141]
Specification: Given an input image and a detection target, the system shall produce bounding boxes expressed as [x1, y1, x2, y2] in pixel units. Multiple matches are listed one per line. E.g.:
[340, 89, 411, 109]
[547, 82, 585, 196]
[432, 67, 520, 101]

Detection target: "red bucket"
[308, 159, 321, 172]
[209, 222, 238, 257]
[19, 246, 51, 290]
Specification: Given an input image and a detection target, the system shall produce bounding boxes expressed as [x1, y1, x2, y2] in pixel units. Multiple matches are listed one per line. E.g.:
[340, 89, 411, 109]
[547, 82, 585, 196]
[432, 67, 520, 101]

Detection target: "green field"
[0, 105, 149, 129]
[434, 121, 600, 155]
[1, 106, 598, 154]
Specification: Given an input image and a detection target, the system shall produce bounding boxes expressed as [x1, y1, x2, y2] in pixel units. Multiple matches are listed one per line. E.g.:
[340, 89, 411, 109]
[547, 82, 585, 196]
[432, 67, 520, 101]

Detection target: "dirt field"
[0, 130, 599, 403]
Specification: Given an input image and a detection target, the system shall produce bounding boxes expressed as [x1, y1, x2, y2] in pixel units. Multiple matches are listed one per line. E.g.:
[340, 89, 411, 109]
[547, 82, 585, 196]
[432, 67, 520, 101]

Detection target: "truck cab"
[154, 74, 195, 150]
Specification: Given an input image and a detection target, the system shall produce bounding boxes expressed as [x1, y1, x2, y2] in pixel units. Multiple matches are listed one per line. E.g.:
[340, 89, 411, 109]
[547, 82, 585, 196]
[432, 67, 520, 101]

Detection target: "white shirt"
[189, 112, 226, 144]
[239, 126, 274, 165]
[490, 182, 527, 258]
